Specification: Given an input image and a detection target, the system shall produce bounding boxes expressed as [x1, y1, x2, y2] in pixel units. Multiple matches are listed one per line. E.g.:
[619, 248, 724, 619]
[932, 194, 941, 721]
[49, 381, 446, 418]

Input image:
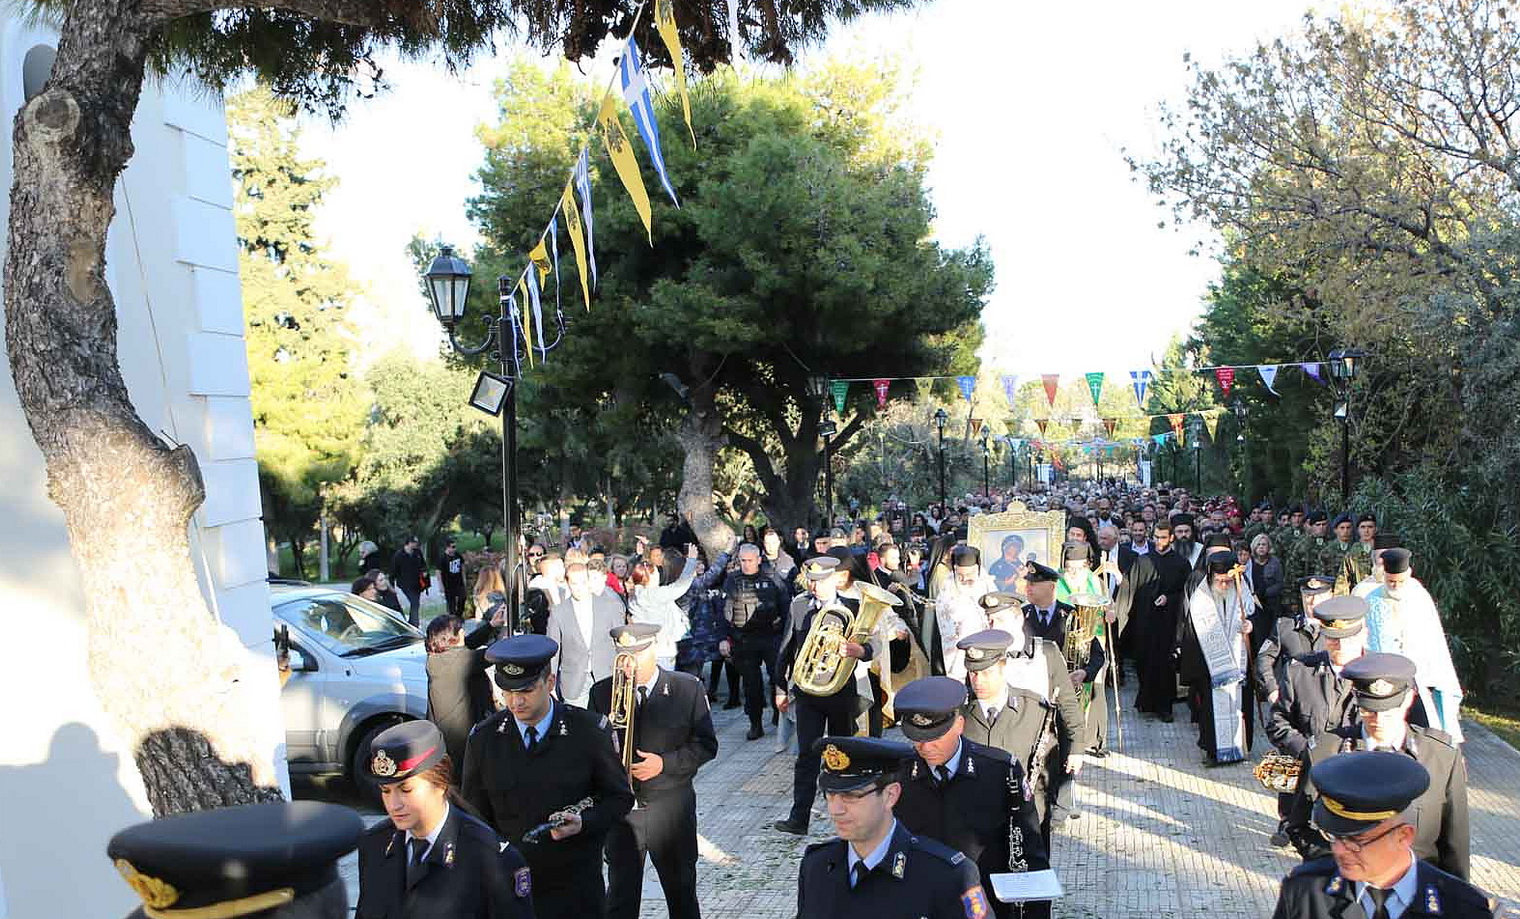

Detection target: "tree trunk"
[675, 374, 734, 561]
[4, 0, 282, 814]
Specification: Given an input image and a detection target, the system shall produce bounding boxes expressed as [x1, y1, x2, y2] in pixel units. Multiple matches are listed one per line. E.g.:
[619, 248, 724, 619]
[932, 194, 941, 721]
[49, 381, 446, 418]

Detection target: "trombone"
[608, 648, 638, 781]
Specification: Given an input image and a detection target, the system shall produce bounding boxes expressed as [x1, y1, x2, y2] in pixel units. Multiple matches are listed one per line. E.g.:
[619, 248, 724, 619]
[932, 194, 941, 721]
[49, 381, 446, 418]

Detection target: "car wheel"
[349, 717, 407, 801]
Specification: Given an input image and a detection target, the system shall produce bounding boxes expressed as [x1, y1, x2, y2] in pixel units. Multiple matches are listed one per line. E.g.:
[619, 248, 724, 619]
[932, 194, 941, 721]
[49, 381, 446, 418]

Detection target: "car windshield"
[276, 594, 421, 657]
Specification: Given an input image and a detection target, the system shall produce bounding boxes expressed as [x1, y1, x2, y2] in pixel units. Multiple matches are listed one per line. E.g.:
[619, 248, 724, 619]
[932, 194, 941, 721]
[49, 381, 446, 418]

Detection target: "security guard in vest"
[108, 800, 365, 919]
[1270, 752, 1495, 919]
[357, 720, 535, 919]
[1256, 575, 1334, 706]
[892, 677, 1051, 919]
[463, 634, 634, 919]
[796, 735, 993, 919]
[717, 543, 789, 740]
[591, 624, 718, 919]
[1285, 652, 1471, 879]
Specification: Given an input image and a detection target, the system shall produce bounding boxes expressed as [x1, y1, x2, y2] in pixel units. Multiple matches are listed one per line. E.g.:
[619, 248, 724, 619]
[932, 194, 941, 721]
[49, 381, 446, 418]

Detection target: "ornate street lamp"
[979, 425, 991, 497]
[934, 407, 949, 513]
[1327, 347, 1368, 500]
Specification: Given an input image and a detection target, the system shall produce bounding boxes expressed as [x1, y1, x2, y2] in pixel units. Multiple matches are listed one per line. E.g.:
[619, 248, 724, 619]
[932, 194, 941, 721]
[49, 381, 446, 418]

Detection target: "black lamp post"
[1191, 434, 1203, 494]
[979, 426, 991, 497]
[1233, 399, 1249, 498]
[1327, 347, 1367, 502]
[809, 376, 837, 526]
[424, 245, 566, 634]
[934, 407, 948, 514]
[1008, 440, 1017, 489]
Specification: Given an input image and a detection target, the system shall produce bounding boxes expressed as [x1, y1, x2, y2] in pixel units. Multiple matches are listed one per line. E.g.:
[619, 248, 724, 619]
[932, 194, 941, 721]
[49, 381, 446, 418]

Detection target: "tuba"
[1253, 752, 1303, 793]
[608, 649, 638, 780]
[1063, 593, 1108, 673]
[794, 582, 902, 697]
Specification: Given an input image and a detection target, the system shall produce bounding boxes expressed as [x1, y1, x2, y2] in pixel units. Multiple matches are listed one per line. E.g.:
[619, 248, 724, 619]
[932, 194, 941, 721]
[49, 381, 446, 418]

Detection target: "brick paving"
[321, 689, 1520, 917]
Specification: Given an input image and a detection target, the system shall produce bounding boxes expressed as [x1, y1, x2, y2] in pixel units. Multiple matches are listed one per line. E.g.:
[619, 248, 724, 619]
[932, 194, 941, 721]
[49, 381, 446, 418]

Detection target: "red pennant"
[1035, 418, 1049, 435]
[1214, 367, 1236, 397]
[1102, 418, 1117, 438]
[1166, 413, 1185, 436]
[1041, 374, 1060, 407]
[873, 378, 890, 408]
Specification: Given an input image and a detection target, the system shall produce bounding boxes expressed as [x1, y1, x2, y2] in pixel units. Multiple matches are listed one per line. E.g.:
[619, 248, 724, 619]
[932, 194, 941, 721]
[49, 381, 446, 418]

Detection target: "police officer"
[797, 736, 993, 919]
[774, 556, 873, 834]
[892, 677, 1050, 919]
[357, 720, 534, 919]
[591, 624, 718, 919]
[108, 800, 364, 919]
[716, 543, 789, 740]
[1022, 562, 1099, 821]
[1270, 752, 1495, 919]
[1285, 652, 1471, 879]
[463, 634, 634, 919]
[1256, 575, 1334, 706]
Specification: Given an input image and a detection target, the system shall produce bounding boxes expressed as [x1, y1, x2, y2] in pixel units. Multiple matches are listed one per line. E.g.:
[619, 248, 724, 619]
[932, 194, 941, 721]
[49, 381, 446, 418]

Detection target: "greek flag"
[574, 149, 597, 288]
[619, 38, 680, 206]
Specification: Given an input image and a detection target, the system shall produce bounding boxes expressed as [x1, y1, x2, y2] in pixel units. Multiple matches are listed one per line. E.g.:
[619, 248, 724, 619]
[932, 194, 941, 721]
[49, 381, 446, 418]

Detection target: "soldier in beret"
[463, 634, 633, 919]
[892, 677, 1050, 919]
[1284, 513, 1330, 613]
[108, 800, 364, 919]
[1285, 652, 1470, 879]
[1270, 752, 1494, 919]
[796, 736, 992, 919]
[357, 720, 534, 919]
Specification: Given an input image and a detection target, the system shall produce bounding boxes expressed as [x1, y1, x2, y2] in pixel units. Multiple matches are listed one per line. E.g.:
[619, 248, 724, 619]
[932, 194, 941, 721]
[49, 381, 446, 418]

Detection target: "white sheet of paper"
[990, 870, 1064, 903]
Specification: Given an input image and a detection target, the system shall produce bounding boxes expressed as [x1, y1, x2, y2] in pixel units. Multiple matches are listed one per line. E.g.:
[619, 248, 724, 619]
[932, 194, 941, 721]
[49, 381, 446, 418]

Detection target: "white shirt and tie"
[1355, 851, 1419, 918]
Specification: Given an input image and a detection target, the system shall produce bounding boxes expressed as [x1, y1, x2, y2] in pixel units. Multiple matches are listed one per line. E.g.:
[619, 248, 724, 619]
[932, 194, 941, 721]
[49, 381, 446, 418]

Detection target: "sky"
[300, 1, 1314, 373]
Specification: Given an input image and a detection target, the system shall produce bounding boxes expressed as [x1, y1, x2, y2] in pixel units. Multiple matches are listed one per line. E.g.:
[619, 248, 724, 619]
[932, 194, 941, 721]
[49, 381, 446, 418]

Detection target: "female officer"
[356, 720, 535, 919]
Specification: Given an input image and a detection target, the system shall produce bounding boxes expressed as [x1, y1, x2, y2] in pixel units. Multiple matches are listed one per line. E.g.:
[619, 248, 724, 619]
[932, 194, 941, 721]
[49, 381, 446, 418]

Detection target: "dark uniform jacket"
[796, 820, 989, 919]
[894, 740, 1048, 917]
[1021, 602, 1105, 684]
[775, 594, 870, 696]
[959, 688, 1051, 772]
[1270, 857, 1495, 919]
[589, 668, 718, 801]
[1255, 614, 1324, 702]
[1287, 724, 1471, 879]
[720, 568, 788, 636]
[1265, 653, 1356, 757]
[461, 702, 634, 877]
[356, 804, 534, 919]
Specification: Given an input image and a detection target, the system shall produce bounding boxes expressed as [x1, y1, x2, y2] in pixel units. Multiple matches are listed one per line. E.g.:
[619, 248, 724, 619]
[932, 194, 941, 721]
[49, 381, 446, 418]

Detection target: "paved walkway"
[323, 692, 1520, 917]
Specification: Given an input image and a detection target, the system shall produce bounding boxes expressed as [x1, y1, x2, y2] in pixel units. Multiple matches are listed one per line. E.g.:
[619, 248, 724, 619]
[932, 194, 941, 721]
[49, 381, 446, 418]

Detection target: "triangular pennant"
[598, 96, 654, 242]
[914, 378, 934, 403]
[1214, 366, 1236, 398]
[618, 38, 680, 207]
[1000, 374, 1020, 410]
[1130, 369, 1151, 407]
[515, 278, 533, 368]
[830, 380, 849, 415]
[1102, 418, 1117, 438]
[873, 379, 890, 408]
[653, 0, 697, 147]
[1041, 374, 1060, 407]
[1302, 362, 1325, 384]
[1084, 371, 1105, 407]
[1152, 433, 1169, 446]
[548, 215, 562, 314]
[561, 181, 592, 310]
[573, 149, 598, 287]
[1258, 364, 1280, 395]
[1166, 412, 1185, 446]
[1203, 410, 1221, 443]
[524, 257, 547, 360]
[1035, 418, 1049, 435]
[957, 375, 976, 403]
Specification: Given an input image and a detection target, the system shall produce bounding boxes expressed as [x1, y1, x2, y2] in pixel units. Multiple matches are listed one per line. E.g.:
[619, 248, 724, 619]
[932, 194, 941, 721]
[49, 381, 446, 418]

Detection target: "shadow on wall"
[0, 722, 143, 919]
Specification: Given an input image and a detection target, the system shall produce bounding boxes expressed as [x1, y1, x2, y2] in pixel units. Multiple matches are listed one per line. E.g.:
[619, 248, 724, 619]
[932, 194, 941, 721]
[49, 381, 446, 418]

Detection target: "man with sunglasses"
[1270, 751, 1494, 919]
[796, 736, 992, 919]
[1284, 652, 1470, 879]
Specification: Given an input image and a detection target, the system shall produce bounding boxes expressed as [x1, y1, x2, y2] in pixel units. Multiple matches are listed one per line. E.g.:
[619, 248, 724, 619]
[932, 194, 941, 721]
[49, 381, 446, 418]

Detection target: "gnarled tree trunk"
[674, 366, 734, 561]
[5, 0, 281, 814]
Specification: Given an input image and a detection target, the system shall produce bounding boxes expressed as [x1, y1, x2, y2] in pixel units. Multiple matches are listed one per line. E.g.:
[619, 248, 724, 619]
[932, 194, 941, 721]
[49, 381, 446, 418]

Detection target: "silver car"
[273, 583, 429, 781]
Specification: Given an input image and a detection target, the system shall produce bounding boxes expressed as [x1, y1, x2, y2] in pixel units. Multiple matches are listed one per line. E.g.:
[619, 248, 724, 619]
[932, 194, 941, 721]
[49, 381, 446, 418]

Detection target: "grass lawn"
[275, 531, 502, 580]
[1468, 703, 1520, 752]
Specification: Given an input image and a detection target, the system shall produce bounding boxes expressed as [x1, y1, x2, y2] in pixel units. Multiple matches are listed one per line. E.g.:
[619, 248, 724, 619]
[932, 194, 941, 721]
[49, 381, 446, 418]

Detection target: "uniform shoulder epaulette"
[968, 742, 1012, 765]
[667, 670, 704, 690]
[801, 838, 842, 860]
[1413, 723, 1456, 750]
[909, 833, 967, 866]
[1286, 856, 1338, 879]
[474, 709, 513, 736]
[1419, 863, 1497, 914]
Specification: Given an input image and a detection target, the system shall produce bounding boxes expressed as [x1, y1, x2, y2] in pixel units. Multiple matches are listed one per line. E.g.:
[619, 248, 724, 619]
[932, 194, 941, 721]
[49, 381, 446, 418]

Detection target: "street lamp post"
[1327, 348, 1367, 502]
[1192, 436, 1202, 494]
[424, 246, 566, 634]
[820, 414, 837, 526]
[979, 426, 991, 497]
[934, 407, 948, 514]
[1233, 398, 1249, 498]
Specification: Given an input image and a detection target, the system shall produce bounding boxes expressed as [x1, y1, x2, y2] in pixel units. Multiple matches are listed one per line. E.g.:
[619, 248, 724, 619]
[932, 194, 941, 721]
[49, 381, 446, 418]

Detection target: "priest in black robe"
[1114, 519, 1191, 721]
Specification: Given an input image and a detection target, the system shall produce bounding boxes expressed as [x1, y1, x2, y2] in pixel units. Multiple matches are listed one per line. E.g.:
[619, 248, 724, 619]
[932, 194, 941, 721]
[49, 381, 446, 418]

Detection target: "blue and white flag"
[1130, 369, 1152, 408]
[1257, 364, 1280, 395]
[620, 38, 680, 207]
[574, 149, 598, 288]
[549, 214, 562, 313]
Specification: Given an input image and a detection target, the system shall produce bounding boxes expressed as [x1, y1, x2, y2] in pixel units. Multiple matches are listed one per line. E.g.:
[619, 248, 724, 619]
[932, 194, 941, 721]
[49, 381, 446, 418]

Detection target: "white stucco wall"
[0, 22, 284, 919]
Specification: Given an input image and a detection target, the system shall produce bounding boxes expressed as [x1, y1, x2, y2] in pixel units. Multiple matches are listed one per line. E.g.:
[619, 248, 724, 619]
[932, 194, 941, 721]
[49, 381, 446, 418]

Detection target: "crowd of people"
[107, 482, 1500, 919]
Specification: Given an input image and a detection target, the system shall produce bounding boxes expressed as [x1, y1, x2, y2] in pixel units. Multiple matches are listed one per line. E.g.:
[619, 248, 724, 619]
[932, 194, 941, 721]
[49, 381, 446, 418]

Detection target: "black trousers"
[443, 588, 464, 617]
[708, 657, 740, 701]
[532, 857, 606, 919]
[789, 688, 858, 826]
[605, 788, 700, 919]
[733, 632, 780, 723]
[400, 588, 421, 626]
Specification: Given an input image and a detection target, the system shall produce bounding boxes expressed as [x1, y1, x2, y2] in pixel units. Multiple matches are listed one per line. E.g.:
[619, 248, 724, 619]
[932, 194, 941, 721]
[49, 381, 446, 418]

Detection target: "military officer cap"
[893, 676, 968, 741]
[108, 801, 363, 919]
[1024, 561, 1059, 583]
[1060, 541, 1089, 561]
[1311, 595, 1368, 638]
[1342, 652, 1418, 711]
[802, 556, 841, 581]
[1205, 549, 1236, 574]
[486, 633, 559, 690]
[957, 629, 1015, 672]
[1307, 510, 1328, 524]
[1381, 547, 1412, 574]
[977, 591, 1025, 613]
[950, 545, 981, 568]
[1309, 750, 1430, 838]
[813, 736, 913, 793]
[367, 720, 446, 784]
[610, 622, 660, 652]
[1298, 574, 1334, 595]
